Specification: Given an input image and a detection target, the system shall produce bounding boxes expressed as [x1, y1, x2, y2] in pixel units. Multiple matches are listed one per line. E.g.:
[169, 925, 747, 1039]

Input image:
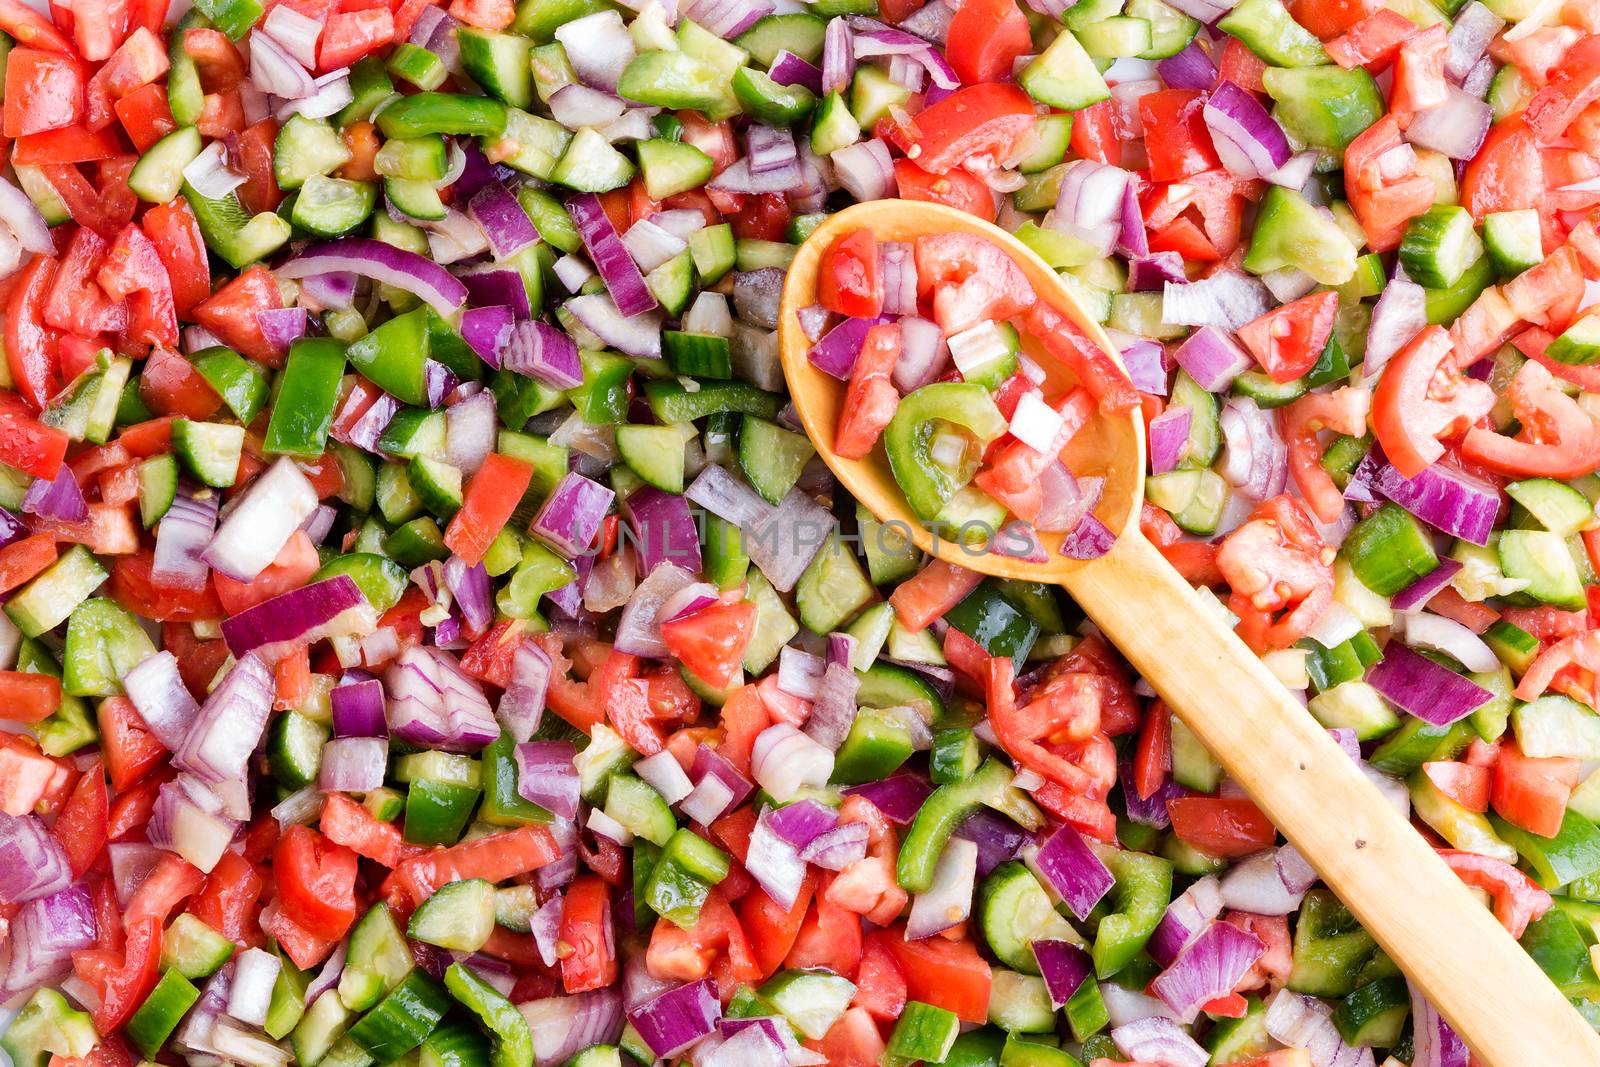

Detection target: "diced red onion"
[1128, 252, 1187, 292]
[1265, 989, 1377, 1067]
[1148, 406, 1193, 475]
[625, 487, 702, 575]
[893, 315, 948, 393]
[1366, 640, 1492, 726]
[514, 741, 580, 820]
[1348, 450, 1501, 546]
[1204, 80, 1292, 180]
[1151, 920, 1265, 1023]
[1060, 512, 1117, 560]
[746, 807, 808, 910]
[148, 780, 238, 872]
[634, 750, 694, 807]
[567, 293, 664, 358]
[530, 472, 614, 559]
[1399, 611, 1499, 672]
[685, 465, 773, 528]
[629, 978, 721, 1058]
[1307, 603, 1364, 651]
[830, 140, 896, 202]
[222, 576, 373, 664]
[733, 268, 784, 329]
[745, 489, 831, 592]
[1033, 824, 1114, 920]
[799, 821, 869, 870]
[1219, 396, 1287, 501]
[803, 662, 859, 752]
[1173, 325, 1255, 392]
[1163, 271, 1273, 332]
[613, 563, 695, 658]
[384, 645, 498, 752]
[173, 654, 273, 786]
[1266, 150, 1319, 189]
[124, 650, 200, 751]
[765, 798, 839, 850]
[777, 645, 826, 701]
[149, 482, 220, 590]
[770, 50, 823, 92]
[849, 18, 959, 89]
[0, 176, 53, 256]
[330, 677, 386, 738]
[1148, 874, 1224, 968]
[1405, 87, 1491, 160]
[1158, 38, 1217, 90]
[1410, 982, 1470, 1067]
[1363, 275, 1428, 375]
[1391, 558, 1464, 611]
[5, 883, 96, 993]
[809, 315, 891, 380]
[521, 988, 624, 1067]
[318, 737, 387, 793]
[841, 772, 932, 825]
[689, 744, 755, 821]
[1112, 1017, 1209, 1067]
[751, 724, 834, 801]
[1219, 846, 1314, 916]
[822, 17, 855, 95]
[1032, 939, 1093, 1009]
[1446, 2, 1504, 80]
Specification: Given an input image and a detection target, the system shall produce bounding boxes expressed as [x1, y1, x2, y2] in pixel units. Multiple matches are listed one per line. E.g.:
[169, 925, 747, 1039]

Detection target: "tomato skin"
[0, 0, 76, 51]
[98, 222, 179, 347]
[4, 255, 60, 413]
[880, 927, 992, 1023]
[906, 83, 1036, 175]
[835, 321, 901, 460]
[946, 0, 1032, 84]
[274, 826, 360, 941]
[72, 916, 161, 1033]
[188, 850, 265, 949]
[98, 694, 166, 793]
[660, 601, 758, 691]
[1290, 0, 1376, 37]
[1491, 741, 1579, 838]
[141, 199, 213, 319]
[1024, 302, 1140, 414]
[3, 48, 87, 137]
[1524, 34, 1600, 143]
[1373, 324, 1496, 479]
[1069, 99, 1121, 165]
[1236, 291, 1339, 383]
[1437, 849, 1551, 938]
[818, 229, 883, 318]
[140, 345, 221, 419]
[1462, 114, 1546, 221]
[1140, 89, 1220, 182]
[318, 8, 395, 69]
[1167, 795, 1277, 858]
[786, 893, 863, 976]
[560, 875, 618, 993]
[739, 872, 815, 978]
[1219, 495, 1333, 653]
[110, 549, 226, 622]
[1462, 359, 1600, 478]
[893, 158, 996, 220]
[728, 192, 790, 241]
[1422, 760, 1491, 812]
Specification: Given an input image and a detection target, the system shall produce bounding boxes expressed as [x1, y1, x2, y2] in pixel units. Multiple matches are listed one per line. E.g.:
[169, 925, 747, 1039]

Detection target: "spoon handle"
[1062, 532, 1600, 1066]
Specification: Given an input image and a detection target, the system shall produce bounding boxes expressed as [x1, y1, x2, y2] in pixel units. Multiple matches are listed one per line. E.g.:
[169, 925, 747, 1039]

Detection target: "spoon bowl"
[777, 199, 1600, 1067]
[780, 200, 1144, 579]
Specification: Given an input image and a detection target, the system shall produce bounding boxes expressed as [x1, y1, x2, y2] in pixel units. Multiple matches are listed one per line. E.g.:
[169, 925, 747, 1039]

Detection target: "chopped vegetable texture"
[0, 0, 1593, 1062]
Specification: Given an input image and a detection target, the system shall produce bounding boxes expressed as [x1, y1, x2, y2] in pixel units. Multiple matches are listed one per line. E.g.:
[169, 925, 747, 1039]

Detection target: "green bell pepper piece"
[404, 778, 481, 844]
[377, 93, 509, 139]
[192, 0, 263, 38]
[642, 828, 730, 928]
[568, 351, 634, 424]
[480, 732, 551, 826]
[191, 346, 270, 425]
[1287, 889, 1377, 997]
[1521, 908, 1600, 996]
[264, 338, 347, 457]
[898, 758, 1042, 893]
[125, 970, 202, 1058]
[1491, 809, 1600, 889]
[1089, 842, 1172, 978]
[884, 383, 1007, 521]
[443, 963, 534, 1067]
[1, 990, 97, 1067]
[346, 308, 436, 407]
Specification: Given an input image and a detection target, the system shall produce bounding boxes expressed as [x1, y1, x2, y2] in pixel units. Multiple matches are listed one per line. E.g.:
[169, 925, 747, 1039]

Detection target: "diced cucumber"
[1400, 205, 1484, 290]
[129, 126, 204, 203]
[407, 879, 496, 952]
[1483, 208, 1543, 278]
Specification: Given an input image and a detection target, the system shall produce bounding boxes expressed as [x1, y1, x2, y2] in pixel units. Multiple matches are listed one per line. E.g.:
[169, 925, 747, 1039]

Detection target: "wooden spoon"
[778, 199, 1600, 1065]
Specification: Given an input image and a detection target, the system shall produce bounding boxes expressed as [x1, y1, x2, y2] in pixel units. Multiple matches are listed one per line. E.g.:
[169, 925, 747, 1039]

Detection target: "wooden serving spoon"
[777, 199, 1600, 1065]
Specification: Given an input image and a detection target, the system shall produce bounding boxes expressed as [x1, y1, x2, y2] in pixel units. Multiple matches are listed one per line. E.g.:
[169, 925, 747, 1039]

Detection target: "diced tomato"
[0, 671, 62, 723]
[142, 199, 213, 319]
[448, 0, 512, 27]
[853, 935, 908, 1019]
[835, 321, 901, 460]
[1389, 24, 1449, 128]
[916, 231, 1033, 334]
[1235, 291, 1339, 384]
[1169, 795, 1277, 858]
[274, 826, 359, 941]
[391, 825, 558, 903]
[1283, 387, 1371, 524]
[945, 0, 1031, 84]
[904, 83, 1036, 175]
[54, 760, 108, 877]
[320, 792, 404, 867]
[809, 1007, 888, 1067]
[0, 534, 58, 595]
[0, 0, 75, 51]
[188, 850, 264, 949]
[84, 27, 168, 131]
[319, 8, 395, 69]
[818, 229, 882, 318]
[1069, 99, 1121, 166]
[739, 871, 815, 978]
[140, 345, 220, 419]
[213, 531, 320, 615]
[1437, 849, 1552, 938]
[194, 266, 285, 366]
[112, 82, 174, 152]
[1140, 89, 1219, 182]
[1024, 302, 1140, 414]
[717, 685, 771, 776]
[881, 928, 992, 1023]
[4, 48, 87, 137]
[98, 222, 179, 347]
[1491, 741, 1579, 838]
[560, 875, 617, 992]
[1373, 325, 1496, 478]
[1462, 114, 1546, 222]
[1461, 359, 1600, 478]
[889, 558, 984, 631]
[72, 916, 160, 1033]
[45, 227, 126, 339]
[110, 550, 225, 622]
[1132, 699, 1172, 802]
[5, 255, 62, 414]
[1422, 760, 1491, 812]
[661, 601, 757, 691]
[893, 158, 996, 221]
[1325, 8, 1416, 70]
[1525, 34, 1600, 143]
[13, 124, 122, 165]
[236, 120, 283, 215]
[786, 892, 863, 977]
[1345, 115, 1436, 251]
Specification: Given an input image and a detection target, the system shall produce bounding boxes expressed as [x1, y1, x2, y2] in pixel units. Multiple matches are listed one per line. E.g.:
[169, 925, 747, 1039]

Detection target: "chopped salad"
[0, 0, 1598, 1062]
